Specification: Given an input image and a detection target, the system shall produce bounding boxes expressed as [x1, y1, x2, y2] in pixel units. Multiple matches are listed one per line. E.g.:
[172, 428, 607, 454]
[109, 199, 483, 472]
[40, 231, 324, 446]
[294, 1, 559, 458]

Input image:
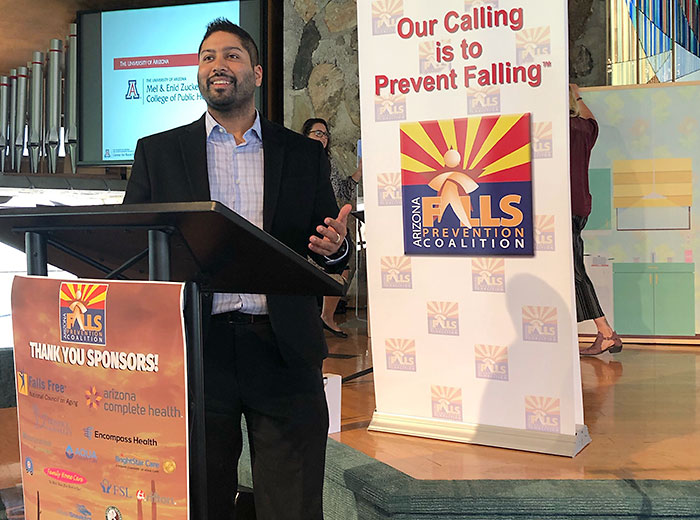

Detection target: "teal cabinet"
[613, 263, 695, 336]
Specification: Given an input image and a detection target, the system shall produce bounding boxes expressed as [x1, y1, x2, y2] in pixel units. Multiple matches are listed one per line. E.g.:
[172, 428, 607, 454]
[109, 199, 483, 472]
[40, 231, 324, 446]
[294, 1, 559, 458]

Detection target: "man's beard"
[198, 69, 256, 112]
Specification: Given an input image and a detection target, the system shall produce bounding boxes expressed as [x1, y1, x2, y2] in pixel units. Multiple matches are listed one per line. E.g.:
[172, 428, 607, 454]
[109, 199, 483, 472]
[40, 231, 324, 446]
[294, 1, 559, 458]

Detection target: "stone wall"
[569, 0, 607, 86]
[284, 0, 361, 182]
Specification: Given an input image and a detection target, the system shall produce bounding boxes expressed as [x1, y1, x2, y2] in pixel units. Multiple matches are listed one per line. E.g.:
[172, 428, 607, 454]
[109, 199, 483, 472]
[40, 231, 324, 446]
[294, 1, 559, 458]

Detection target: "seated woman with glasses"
[302, 118, 362, 338]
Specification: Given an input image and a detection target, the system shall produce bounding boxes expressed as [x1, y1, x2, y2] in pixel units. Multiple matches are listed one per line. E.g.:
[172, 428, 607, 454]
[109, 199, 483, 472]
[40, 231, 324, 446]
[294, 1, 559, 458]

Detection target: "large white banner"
[358, 0, 588, 456]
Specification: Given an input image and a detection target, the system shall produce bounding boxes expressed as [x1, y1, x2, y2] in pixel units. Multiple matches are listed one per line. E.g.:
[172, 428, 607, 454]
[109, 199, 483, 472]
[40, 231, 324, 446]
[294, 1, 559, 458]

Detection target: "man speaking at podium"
[124, 18, 350, 519]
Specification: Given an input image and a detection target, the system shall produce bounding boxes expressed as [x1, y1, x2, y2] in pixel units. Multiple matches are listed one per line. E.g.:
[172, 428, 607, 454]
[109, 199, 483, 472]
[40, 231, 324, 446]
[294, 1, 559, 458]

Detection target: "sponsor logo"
[56, 504, 92, 520]
[427, 301, 459, 336]
[378, 173, 402, 206]
[385, 339, 416, 371]
[125, 79, 140, 100]
[100, 478, 131, 498]
[516, 26, 551, 65]
[522, 306, 558, 342]
[86, 386, 182, 419]
[44, 467, 87, 485]
[380, 256, 412, 288]
[431, 385, 463, 421]
[472, 258, 505, 292]
[22, 432, 52, 454]
[419, 41, 451, 74]
[115, 454, 160, 473]
[375, 93, 406, 122]
[466, 86, 500, 115]
[60, 282, 107, 345]
[84, 425, 157, 446]
[105, 506, 123, 520]
[162, 459, 177, 474]
[475, 344, 509, 381]
[525, 396, 561, 433]
[532, 122, 553, 159]
[401, 114, 533, 255]
[465, 0, 499, 7]
[31, 404, 71, 435]
[65, 445, 97, 463]
[136, 489, 177, 505]
[104, 149, 111, 158]
[372, 0, 403, 35]
[16, 371, 70, 404]
[534, 215, 555, 251]
[25, 456, 34, 475]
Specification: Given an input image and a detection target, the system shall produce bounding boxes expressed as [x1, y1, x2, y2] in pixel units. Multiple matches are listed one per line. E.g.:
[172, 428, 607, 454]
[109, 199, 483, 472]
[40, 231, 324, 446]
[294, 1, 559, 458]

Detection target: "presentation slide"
[101, 2, 239, 161]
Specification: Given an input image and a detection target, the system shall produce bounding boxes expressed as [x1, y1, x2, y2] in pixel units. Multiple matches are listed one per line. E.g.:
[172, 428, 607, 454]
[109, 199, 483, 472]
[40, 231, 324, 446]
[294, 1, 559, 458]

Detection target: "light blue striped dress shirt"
[206, 110, 268, 315]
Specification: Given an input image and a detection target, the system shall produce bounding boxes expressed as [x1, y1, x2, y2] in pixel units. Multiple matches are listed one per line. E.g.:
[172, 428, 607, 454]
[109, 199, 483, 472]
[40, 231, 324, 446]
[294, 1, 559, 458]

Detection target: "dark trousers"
[203, 316, 328, 520]
[572, 215, 604, 322]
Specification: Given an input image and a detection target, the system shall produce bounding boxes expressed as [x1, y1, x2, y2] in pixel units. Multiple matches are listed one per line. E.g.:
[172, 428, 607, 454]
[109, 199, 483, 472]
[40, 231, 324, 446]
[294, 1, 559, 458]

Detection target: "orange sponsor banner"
[12, 276, 189, 520]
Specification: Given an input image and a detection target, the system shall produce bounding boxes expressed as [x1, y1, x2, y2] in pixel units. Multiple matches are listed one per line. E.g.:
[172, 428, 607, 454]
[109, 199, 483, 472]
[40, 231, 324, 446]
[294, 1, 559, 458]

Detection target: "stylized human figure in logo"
[68, 290, 88, 331]
[427, 149, 479, 228]
[18, 371, 26, 393]
[529, 319, 544, 335]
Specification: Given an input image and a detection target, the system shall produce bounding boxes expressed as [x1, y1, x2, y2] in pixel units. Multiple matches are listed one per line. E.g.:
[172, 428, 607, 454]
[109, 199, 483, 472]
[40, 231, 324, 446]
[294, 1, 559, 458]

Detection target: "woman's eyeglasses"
[311, 129, 330, 139]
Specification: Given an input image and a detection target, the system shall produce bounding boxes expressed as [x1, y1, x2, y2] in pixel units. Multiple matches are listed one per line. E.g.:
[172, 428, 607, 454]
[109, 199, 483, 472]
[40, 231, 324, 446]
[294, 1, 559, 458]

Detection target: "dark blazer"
[123, 114, 345, 367]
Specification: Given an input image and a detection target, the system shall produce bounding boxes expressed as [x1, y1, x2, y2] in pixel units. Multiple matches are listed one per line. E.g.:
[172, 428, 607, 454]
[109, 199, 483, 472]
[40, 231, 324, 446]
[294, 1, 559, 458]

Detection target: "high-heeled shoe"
[321, 318, 348, 338]
[580, 331, 623, 356]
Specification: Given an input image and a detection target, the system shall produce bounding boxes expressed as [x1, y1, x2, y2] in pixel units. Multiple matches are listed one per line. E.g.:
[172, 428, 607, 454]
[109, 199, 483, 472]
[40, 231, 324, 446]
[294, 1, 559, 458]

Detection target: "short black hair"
[301, 118, 331, 154]
[199, 18, 259, 67]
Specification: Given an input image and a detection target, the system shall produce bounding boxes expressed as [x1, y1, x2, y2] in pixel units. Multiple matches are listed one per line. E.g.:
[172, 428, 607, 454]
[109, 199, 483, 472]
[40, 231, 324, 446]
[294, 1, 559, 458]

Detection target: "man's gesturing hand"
[308, 204, 353, 256]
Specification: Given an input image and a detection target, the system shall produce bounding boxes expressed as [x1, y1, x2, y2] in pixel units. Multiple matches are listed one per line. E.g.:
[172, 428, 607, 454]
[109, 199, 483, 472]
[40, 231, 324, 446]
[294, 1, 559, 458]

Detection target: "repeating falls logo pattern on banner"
[471, 258, 506, 292]
[431, 385, 463, 421]
[59, 283, 108, 345]
[385, 339, 417, 371]
[535, 215, 556, 251]
[522, 305, 558, 342]
[378, 173, 403, 205]
[525, 396, 561, 433]
[401, 114, 533, 255]
[381, 256, 413, 288]
[372, 0, 403, 35]
[427, 301, 460, 335]
[474, 344, 509, 381]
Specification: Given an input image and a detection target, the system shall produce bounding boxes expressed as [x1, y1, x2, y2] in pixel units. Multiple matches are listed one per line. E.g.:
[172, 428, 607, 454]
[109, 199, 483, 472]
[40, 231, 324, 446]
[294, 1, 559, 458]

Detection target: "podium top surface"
[0, 201, 344, 296]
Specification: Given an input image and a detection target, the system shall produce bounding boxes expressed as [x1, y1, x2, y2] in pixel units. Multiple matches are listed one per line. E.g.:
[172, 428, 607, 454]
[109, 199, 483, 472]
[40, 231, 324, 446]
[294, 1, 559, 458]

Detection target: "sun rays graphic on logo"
[475, 344, 508, 363]
[372, 0, 403, 33]
[516, 27, 551, 64]
[472, 258, 505, 282]
[401, 114, 531, 229]
[525, 396, 560, 432]
[385, 339, 416, 371]
[523, 306, 558, 342]
[85, 386, 102, 409]
[431, 385, 463, 421]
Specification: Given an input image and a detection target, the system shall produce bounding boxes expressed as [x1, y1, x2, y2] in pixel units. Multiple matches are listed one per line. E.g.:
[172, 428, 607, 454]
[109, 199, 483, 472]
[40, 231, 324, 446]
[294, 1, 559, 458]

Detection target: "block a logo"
[385, 339, 416, 371]
[419, 41, 451, 74]
[465, 0, 499, 8]
[475, 344, 509, 381]
[472, 258, 505, 292]
[431, 385, 463, 421]
[375, 94, 407, 122]
[427, 301, 459, 336]
[534, 215, 555, 251]
[125, 79, 140, 100]
[60, 282, 107, 345]
[372, 0, 403, 35]
[17, 370, 28, 396]
[525, 396, 561, 433]
[522, 306, 558, 342]
[532, 122, 553, 159]
[516, 26, 551, 65]
[466, 86, 501, 115]
[84, 386, 102, 409]
[378, 173, 402, 206]
[381, 256, 412, 288]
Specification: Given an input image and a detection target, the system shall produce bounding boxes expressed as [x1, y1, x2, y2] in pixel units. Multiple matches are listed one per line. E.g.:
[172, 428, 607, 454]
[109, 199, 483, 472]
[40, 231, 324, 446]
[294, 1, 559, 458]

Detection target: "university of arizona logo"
[472, 258, 505, 292]
[427, 301, 459, 336]
[431, 385, 463, 421]
[372, 0, 403, 35]
[125, 80, 140, 100]
[419, 41, 451, 74]
[375, 94, 407, 122]
[60, 283, 107, 345]
[385, 339, 416, 371]
[381, 256, 412, 288]
[400, 114, 533, 255]
[522, 306, 558, 342]
[516, 27, 551, 65]
[532, 122, 553, 159]
[525, 396, 560, 433]
[378, 173, 402, 206]
[474, 344, 508, 381]
[534, 215, 555, 251]
[466, 86, 501, 115]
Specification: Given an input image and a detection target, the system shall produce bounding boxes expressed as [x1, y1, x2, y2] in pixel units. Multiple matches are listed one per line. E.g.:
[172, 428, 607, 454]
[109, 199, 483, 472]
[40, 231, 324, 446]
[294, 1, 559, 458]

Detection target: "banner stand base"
[368, 412, 591, 457]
